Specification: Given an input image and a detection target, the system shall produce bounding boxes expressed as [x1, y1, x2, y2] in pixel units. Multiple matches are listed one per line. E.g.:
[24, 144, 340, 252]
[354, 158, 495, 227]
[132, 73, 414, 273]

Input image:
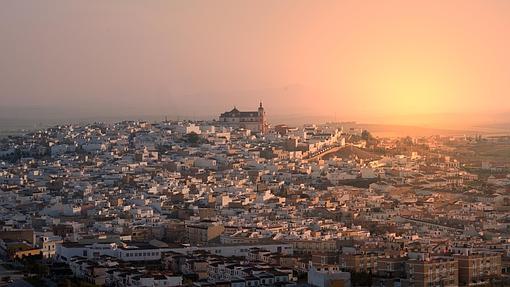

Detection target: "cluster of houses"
[0, 111, 509, 286]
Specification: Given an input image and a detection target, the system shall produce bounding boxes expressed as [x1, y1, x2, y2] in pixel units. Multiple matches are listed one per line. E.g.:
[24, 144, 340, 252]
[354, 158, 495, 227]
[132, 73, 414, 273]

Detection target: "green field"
[448, 139, 510, 167]
[469, 142, 510, 161]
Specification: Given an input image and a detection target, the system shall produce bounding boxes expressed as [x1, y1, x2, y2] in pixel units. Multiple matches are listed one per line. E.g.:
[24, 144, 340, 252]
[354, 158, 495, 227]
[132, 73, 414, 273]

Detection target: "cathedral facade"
[219, 102, 268, 133]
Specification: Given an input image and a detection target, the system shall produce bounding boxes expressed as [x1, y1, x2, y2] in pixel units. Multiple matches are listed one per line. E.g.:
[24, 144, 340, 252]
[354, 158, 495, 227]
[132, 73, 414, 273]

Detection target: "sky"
[1, 0, 509, 128]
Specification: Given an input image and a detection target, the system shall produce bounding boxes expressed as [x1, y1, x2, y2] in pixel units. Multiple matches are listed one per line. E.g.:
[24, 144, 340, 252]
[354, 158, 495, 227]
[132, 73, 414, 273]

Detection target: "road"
[0, 261, 24, 287]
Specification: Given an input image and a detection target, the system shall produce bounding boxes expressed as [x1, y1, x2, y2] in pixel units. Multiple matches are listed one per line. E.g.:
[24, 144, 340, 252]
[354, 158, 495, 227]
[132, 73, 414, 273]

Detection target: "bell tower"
[258, 101, 264, 116]
[258, 102, 267, 133]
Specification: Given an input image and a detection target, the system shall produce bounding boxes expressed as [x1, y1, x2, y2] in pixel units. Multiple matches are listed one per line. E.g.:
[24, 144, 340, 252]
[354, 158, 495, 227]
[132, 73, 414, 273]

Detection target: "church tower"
[258, 102, 267, 133]
[258, 101, 264, 116]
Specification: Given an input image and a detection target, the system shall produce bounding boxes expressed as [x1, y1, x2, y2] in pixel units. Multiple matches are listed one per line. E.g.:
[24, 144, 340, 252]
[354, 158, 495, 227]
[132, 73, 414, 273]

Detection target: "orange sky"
[1, 0, 509, 128]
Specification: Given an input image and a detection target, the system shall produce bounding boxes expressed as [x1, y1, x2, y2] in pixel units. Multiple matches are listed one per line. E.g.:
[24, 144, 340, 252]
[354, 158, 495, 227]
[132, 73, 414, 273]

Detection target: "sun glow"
[340, 46, 468, 122]
[371, 66, 452, 115]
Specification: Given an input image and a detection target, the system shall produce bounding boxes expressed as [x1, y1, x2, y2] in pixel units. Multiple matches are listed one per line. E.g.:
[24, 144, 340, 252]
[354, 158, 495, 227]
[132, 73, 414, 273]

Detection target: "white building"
[56, 241, 293, 263]
[308, 265, 351, 287]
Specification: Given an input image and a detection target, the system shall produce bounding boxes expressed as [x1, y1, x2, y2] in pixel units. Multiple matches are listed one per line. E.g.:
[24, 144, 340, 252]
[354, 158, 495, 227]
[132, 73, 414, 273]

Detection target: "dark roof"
[220, 108, 259, 118]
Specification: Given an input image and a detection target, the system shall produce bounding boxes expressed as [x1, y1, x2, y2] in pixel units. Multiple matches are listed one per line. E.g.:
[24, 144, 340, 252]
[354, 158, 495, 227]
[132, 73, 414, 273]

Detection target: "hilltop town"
[0, 104, 509, 287]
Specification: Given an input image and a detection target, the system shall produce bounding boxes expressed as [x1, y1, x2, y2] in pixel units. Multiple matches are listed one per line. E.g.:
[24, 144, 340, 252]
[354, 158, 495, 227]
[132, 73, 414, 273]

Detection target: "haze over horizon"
[1, 0, 510, 130]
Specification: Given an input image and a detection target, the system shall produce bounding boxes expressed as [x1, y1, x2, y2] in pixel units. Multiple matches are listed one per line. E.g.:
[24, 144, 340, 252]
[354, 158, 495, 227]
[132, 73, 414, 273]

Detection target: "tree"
[361, 130, 372, 141]
[361, 130, 379, 147]
[183, 132, 209, 146]
[185, 132, 200, 144]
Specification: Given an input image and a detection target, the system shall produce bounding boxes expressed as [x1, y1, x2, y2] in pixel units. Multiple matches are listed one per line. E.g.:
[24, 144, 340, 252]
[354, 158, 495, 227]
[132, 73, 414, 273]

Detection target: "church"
[219, 102, 268, 133]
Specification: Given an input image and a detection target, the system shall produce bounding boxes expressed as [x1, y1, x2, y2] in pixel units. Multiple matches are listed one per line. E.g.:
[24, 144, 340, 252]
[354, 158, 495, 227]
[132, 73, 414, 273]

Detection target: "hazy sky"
[1, 0, 509, 127]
